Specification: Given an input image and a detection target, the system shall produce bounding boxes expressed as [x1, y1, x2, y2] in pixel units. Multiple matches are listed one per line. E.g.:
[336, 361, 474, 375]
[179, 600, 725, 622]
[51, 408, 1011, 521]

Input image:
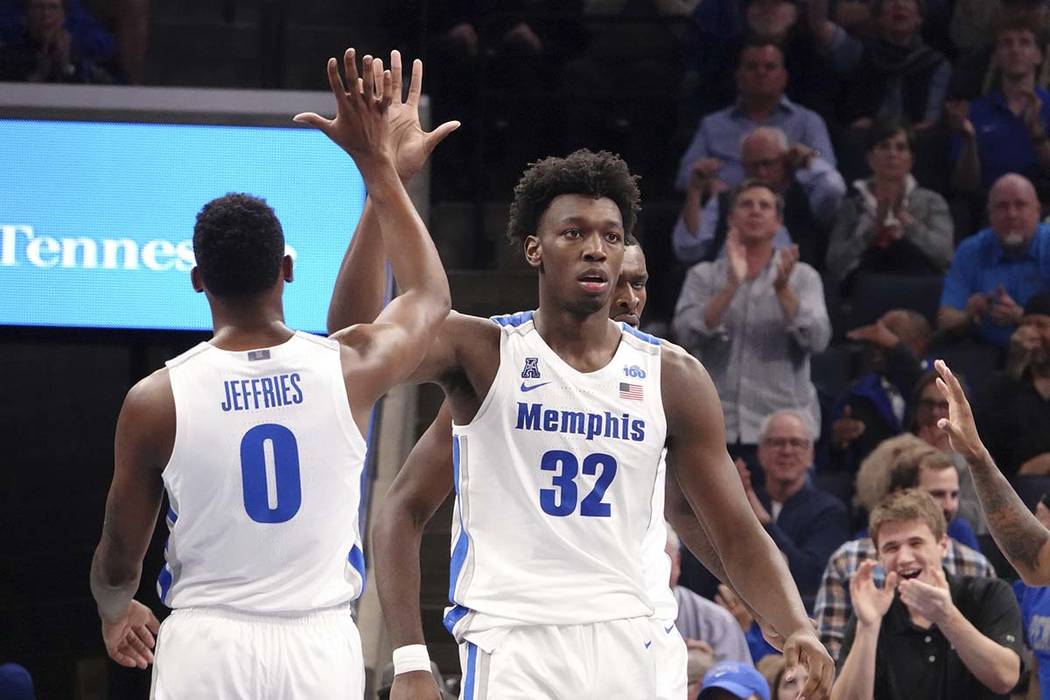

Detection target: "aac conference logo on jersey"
[520, 357, 550, 393]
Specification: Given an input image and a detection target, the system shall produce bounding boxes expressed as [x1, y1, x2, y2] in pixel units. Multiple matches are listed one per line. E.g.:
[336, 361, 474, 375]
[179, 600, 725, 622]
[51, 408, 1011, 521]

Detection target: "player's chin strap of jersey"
[392, 644, 432, 675]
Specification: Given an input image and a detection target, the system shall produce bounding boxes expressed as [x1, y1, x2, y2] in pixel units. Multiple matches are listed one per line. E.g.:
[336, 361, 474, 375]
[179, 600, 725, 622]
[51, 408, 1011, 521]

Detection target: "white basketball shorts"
[150, 607, 363, 700]
[456, 618, 656, 699]
[649, 618, 687, 700]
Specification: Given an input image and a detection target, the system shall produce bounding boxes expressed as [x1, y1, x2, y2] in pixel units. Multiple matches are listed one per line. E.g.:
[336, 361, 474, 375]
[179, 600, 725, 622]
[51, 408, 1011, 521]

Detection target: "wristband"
[392, 644, 432, 676]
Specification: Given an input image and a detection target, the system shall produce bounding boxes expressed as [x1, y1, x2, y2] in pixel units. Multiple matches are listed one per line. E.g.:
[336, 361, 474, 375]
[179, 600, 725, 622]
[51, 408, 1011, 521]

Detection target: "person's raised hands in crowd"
[736, 457, 772, 524]
[773, 244, 799, 291]
[1008, 323, 1043, 377]
[688, 157, 727, 199]
[850, 560, 898, 628]
[832, 405, 866, 451]
[898, 566, 954, 625]
[726, 227, 749, 286]
[965, 291, 990, 324]
[987, 285, 1024, 327]
[784, 144, 817, 173]
[384, 50, 461, 183]
[716, 582, 755, 631]
[945, 100, 976, 139]
[294, 49, 394, 166]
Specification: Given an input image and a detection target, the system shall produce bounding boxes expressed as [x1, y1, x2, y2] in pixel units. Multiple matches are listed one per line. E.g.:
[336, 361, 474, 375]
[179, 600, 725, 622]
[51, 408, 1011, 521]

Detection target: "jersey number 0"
[240, 423, 302, 523]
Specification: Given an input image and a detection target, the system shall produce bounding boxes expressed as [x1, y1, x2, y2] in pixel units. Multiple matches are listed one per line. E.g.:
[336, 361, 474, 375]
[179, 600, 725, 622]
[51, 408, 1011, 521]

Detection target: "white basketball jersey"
[641, 452, 678, 624]
[157, 332, 368, 614]
[444, 312, 667, 641]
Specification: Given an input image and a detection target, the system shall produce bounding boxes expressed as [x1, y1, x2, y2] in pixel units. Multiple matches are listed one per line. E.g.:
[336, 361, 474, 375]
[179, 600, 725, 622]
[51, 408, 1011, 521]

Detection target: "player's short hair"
[506, 149, 641, 245]
[728, 179, 785, 219]
[193, 193, 285, 298]
[870, 488, 946, 548]
[886, 448, 955, 493]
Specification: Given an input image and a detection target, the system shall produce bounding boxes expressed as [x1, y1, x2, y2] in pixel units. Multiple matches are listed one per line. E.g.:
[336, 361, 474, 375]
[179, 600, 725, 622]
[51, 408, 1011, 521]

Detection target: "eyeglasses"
[762, 437, 811, 450]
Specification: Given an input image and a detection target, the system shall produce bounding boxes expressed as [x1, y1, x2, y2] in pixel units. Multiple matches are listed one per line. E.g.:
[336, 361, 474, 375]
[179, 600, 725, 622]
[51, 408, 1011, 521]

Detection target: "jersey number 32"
[539, 450, 617, 517]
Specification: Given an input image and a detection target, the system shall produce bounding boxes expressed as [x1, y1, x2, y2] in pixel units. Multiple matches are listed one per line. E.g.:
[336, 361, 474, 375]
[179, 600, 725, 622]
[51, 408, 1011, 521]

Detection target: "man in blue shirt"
[948, 19, 1050, 197]
[939, 173, 1050, 349]
[675, 39, 835, 193]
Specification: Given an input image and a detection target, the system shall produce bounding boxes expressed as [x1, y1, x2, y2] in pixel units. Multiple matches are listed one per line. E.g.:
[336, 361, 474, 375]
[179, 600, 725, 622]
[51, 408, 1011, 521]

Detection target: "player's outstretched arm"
[662, 344, 834, 698]
[935, 359, 1050, 585]
[296, 49, 451, 412]
[326, 50, 459, 334]
[89, 371, 169, 669]
[373, 402, 455, 700]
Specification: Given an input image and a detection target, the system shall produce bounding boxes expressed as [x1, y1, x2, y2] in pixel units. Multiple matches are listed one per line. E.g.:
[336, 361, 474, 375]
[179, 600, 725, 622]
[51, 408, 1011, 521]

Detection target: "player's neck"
[208, 298, 293, 351]
[532, 305, 620, 373]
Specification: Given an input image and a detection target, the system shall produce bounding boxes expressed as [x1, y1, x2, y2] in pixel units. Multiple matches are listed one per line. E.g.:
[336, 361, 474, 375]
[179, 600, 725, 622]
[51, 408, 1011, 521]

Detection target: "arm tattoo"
[969, 453, 1050, 573]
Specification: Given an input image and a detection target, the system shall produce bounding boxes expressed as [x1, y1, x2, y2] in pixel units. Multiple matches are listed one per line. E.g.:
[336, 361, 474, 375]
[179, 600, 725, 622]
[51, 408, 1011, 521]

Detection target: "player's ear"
[524, 234, 542, 270]
[190, 266, 205, 293]
[282, 254, 294, 283]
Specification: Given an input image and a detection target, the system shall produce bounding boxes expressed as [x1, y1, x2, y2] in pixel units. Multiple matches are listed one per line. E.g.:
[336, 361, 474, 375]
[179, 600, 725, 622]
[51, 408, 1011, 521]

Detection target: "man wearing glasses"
[736, 409, 850, 611]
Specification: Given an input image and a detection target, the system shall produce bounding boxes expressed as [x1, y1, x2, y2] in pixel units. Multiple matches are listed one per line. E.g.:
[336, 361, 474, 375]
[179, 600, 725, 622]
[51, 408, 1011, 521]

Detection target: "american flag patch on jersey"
[619, 382, 643, 400]
[247, 349, 271, 361]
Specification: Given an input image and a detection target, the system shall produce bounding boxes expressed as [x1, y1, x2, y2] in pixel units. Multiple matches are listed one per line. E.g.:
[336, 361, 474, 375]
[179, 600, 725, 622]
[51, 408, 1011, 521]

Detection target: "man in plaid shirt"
[816, 525, 994, 661]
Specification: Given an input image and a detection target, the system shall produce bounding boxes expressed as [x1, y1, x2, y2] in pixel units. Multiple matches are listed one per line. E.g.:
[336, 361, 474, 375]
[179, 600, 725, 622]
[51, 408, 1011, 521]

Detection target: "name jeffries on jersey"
[445, 312, 667, 641]
[157, 332, 367, 614]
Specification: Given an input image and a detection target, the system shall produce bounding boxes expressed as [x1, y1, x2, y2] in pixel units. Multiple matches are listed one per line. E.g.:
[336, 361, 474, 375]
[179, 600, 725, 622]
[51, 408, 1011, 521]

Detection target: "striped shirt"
[815, 537, 996, 662]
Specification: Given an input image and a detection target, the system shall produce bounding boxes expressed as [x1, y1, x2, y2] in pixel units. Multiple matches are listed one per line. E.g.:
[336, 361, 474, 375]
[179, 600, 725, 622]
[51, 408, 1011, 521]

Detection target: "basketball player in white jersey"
[331, 151, 834, 697]
[335, 238, 694, 698]
[88, 49, 453, 698]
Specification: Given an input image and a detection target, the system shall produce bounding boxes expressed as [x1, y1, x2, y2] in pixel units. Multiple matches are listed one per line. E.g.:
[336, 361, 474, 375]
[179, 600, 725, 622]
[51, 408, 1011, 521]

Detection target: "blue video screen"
[0, 118, 366, 332]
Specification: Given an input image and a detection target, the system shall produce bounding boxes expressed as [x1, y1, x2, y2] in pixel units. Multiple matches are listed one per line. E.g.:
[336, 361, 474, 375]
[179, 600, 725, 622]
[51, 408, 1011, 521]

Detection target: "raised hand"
[294, 49, 394, 166]
[101, 600, 160, 669]
[390, 670, 444, 700]
[945, 99, 975, 139]
[850, 560, 897, 627]
[898, 567, 953, 625]
[988, 286, 1023, 327]
[773, 244, 799, 291]
[832, 405, 866, 451]
[725, 227, 748, 285]
[784, 144, 817, 172]
[934, 359, 986, 463]
[386, 50, 461, 182]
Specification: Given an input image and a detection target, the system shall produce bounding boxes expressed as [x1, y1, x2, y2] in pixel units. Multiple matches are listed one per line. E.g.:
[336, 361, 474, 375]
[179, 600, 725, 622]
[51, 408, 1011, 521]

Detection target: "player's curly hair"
[506, 149, 641, 245]
[193, 193, 285, 298]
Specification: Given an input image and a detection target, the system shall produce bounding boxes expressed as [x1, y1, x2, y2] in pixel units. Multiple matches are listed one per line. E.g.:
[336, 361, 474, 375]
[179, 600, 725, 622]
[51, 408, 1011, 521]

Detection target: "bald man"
[939, 173, 1050, 349]
[830, 309, 932, 474]
[672, 126, 845, 268]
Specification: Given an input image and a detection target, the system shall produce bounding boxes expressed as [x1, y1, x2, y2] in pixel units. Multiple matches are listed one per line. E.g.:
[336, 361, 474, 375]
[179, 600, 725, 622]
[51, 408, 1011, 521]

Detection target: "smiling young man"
[330, 152, 833, 698]
[831, 489, 1023, 700]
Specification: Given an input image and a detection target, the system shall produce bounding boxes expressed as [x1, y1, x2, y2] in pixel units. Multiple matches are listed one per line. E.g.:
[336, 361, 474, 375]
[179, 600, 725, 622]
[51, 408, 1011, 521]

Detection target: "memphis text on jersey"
[515, 401, 646, 442]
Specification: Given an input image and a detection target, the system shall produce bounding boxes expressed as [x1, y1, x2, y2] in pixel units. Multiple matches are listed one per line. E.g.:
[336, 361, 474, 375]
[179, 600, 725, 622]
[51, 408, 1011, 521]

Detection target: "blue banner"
[0, 118, 366, 332]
